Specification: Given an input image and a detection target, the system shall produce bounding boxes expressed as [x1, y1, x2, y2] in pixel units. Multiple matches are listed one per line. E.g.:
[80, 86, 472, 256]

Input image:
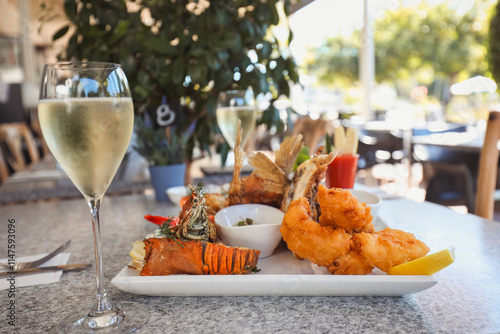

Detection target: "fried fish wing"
[229, 173, 284, 207]
[280, 197, 351, 267]
[204, 193, 228, 216]
[274, 134, 304, 176]
[352, 228, 430, 272]
[228, 123, 290, 208]
[248, 151, 289, 193]
[317, 185, 375, 233]
[228, 121, 245, 203]
[281, 153, 336, 216]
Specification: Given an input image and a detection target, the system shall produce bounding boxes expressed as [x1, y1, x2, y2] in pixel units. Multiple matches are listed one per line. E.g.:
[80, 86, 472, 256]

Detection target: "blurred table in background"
[353, 120, 489, 212]
[411, 125, 487, 212]
[0, 154, 152, 205]
[0, 153, 248, 205]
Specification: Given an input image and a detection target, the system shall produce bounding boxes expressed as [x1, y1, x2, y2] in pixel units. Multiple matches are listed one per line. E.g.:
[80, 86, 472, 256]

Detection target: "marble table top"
[1, 193, 499, 333]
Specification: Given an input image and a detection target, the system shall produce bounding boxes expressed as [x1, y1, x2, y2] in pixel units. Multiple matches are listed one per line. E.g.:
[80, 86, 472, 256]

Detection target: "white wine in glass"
[216, 89, 257, 149]
[38, 62, 148, 332]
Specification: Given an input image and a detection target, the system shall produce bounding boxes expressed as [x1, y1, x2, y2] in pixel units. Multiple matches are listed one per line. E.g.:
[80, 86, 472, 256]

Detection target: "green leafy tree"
[50, 0, 298, 163]
[490, 0, 500, 83]
[305, 1, 491, 99]
[305, 35, 359, 85]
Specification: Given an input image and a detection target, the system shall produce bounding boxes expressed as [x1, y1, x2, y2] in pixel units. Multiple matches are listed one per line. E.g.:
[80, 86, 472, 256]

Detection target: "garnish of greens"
[293, 146, 310, 171]
[187, 182, 207, 197]
[236, 218, 254, 226]
[159, 218, 184, 248]
[195, 182, 207, 195]
[251, 267, 261, 273]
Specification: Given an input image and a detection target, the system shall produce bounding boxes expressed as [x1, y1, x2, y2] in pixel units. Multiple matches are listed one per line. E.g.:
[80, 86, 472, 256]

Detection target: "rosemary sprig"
[159, 218, 184, 248]
[195, 182, 207, 195]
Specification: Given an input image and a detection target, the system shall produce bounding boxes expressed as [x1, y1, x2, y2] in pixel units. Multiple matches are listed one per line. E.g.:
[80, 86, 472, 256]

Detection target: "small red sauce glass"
[325, 154, 359, 189]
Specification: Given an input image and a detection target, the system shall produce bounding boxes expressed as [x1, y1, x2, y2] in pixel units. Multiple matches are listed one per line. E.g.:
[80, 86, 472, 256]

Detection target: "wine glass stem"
[88, 197, 112, 314]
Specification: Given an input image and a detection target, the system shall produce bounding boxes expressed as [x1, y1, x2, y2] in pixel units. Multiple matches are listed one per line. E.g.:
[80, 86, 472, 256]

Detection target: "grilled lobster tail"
[140, 238, 260, 276]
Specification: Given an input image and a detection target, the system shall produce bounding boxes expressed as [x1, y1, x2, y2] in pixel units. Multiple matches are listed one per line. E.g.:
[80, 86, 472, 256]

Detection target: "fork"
[0, 240, 71, 271]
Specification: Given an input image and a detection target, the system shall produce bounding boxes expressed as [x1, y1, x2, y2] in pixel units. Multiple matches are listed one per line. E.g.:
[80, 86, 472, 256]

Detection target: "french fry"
[344, 127, 358, 155]
[334, 126, 345, 154]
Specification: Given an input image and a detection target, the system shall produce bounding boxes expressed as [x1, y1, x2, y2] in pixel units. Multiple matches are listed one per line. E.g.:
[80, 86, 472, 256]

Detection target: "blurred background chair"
[476, 111, 500, 220]
[0, 148, 9, 183]
[411, 123, 477, 212]
[0, 122, 40, 174]
[424, 162, 475, 211]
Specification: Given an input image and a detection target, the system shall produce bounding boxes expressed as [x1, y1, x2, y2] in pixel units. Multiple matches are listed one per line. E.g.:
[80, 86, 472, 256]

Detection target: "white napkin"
[0, 252, 70, 289]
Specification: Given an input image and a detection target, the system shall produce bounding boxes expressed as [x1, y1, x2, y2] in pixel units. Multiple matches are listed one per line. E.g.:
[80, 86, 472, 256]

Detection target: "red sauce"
[325, 154, 359, 189]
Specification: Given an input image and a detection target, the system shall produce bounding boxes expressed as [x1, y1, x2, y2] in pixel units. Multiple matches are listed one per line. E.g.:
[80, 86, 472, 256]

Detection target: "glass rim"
[43, 61, 121, 70]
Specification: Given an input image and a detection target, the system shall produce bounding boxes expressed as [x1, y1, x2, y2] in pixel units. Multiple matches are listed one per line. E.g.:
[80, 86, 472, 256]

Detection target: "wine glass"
[38, 62, 148, 332]
[216, 88, 257, 150]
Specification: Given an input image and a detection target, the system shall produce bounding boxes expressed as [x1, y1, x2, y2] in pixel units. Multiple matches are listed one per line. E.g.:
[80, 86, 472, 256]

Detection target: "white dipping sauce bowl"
[165, 186, 187, 206]
[349, 189, 382, 220]
[214, 204, 284, 258]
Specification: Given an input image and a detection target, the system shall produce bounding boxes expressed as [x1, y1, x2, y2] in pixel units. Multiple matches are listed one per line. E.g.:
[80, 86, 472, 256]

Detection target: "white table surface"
[1, 192, 499, 333]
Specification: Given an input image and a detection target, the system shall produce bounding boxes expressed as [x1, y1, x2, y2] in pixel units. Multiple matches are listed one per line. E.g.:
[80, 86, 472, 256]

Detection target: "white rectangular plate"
[111, 217, 437, 296]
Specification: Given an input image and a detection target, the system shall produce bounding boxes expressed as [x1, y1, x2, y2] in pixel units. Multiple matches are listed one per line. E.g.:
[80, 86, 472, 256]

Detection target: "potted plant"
[133, 114, 194, 201]
[48, 0, 299, 170]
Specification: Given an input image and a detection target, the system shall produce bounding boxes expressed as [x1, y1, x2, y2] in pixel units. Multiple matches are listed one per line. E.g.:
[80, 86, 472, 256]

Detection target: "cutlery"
[0, 240, 71, 271]
[0, 263, 91, 277]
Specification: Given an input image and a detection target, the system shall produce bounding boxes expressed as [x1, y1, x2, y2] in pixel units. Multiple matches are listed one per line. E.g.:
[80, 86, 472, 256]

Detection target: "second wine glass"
[216, 89, 257, 149]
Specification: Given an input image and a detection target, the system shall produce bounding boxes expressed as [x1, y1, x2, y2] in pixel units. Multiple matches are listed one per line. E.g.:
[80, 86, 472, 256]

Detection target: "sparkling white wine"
[38, 97, 134, 199]
[216, 106, 257, 148]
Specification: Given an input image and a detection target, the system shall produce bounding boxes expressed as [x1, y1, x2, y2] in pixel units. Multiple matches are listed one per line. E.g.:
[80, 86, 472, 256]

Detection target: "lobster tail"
[202, 242, 260, 275]
[140, 238, 260, 276]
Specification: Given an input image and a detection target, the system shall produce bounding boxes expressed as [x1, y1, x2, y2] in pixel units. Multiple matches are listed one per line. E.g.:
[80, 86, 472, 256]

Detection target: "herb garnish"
[159, 218, 184, 248]
[236, 218, 254, 226]
[195, 182, 207, 195]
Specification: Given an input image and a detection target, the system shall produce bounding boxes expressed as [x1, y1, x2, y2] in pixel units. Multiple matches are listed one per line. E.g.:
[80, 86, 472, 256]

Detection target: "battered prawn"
[317, 185, 374, 233]
[280, 188, 430, 275]
[280, 197, 351, 267]
[353, 228, 430, 272]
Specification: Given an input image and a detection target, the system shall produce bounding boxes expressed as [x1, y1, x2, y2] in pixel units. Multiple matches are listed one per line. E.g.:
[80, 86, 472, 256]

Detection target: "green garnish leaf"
[195, 182, 207, 195]
[159, 219, 184, 248]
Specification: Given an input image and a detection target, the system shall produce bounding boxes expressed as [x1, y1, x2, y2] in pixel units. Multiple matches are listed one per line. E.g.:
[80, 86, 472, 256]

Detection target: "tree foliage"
[306, 1, 491, 91]
[490, 0, 500, 83]
[51, 0, 299, 161]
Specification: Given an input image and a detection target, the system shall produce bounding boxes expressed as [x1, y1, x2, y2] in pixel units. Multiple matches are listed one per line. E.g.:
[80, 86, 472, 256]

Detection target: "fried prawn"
[280, 187, 430, 275]
[280, 198, 351, 267]
[317, 185, 374, 233]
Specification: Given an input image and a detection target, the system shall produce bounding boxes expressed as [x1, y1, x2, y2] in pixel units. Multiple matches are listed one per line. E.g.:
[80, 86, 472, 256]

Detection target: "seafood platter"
[112, 129, 451, 296]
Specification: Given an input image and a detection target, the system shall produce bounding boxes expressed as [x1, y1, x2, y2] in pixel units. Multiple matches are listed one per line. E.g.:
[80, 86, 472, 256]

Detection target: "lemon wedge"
[129, 240, 146, 262]
[387, 248, 455, 275]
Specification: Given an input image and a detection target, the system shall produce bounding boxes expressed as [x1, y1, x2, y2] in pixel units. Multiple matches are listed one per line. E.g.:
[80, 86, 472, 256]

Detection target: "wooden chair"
[0, 148, 9, 183]
[475, 111, 500, 219]
[0, 122, 40, 174]
[31, 120, 50, 156]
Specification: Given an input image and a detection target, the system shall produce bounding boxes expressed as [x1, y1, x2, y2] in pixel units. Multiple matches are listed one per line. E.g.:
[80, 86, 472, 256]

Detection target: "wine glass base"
[55, 301, 148, 333]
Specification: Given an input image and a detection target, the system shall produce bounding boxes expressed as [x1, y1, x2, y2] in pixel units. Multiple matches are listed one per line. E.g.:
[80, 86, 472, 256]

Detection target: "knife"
[0, 264, 92, 277]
